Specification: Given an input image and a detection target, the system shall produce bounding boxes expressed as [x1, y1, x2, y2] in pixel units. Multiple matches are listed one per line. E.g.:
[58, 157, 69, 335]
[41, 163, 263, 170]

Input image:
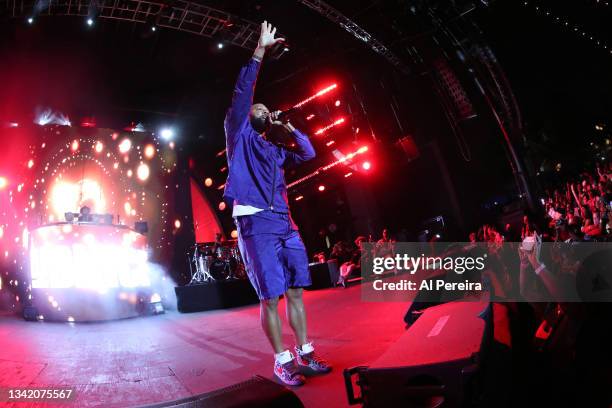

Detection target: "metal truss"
[296, 0, 411, 74]
[1, 0, 287, 58]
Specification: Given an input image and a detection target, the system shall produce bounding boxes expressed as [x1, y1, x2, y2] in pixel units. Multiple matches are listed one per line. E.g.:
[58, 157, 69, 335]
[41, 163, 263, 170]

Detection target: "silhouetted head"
[249, 103, 271, 134]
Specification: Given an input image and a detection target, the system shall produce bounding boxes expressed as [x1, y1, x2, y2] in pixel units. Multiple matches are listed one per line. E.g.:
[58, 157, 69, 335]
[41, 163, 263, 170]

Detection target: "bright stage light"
[86, 18, 94, 26]
[160, 128, 174, 141]
[95, 141, 104, 153]
[150, 293, 161, 303]
[335, 100, 341, 107]
[27, 17, 33, 24]
[137, 163, 150, 181]
[218, 202, 226, 211]
[119, 138, 132, 153]
[318, 185, 326, 192]
[144, 144, 155, 159]
[27, 159, 34, 168]
[314, 117, 345, 136]
[71, 140, 79, 152]
[124, 202, 132, 215]
[0, 176, 7, 189]
[204, 178, 213, 187]
[30, 243, 151, 290]
[126, 169, 133, 178]
[217, 42, 224, 49]
[231, 230, 238, 239]
[295, 195, 304, 201]
[151, 26, 157, 32]
[362, 161, 371, 170]
[174, 219, 181, 229]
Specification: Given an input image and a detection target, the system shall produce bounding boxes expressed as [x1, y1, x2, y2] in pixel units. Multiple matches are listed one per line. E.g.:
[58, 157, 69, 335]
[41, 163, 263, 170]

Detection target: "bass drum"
[209, 259, 230, 280]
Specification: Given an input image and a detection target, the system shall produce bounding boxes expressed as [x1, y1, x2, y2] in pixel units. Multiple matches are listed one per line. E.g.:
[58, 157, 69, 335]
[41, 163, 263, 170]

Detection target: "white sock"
[275, 350, 293, 364]
[297, 342, 314, 354]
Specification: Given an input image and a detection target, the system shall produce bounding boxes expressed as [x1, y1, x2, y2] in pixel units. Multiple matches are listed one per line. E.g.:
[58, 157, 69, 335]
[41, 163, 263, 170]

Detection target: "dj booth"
[26, 222, 159, 322]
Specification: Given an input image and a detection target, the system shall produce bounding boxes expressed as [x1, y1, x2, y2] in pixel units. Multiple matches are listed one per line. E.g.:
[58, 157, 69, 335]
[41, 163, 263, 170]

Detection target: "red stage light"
[335, 100, 341, 107]
[306, 114, 315, 121]
[81, 118, 96, 128]
[295, 195, 304, 201]
[231, 230, 238, 239]
[204, 178, 213, 187]
[318, 185, 326, 192]
[362, 161, 371, 170]
[174, 219, 181, 229]
[326, 140, 335, 147]
[0, 176, 7, 189]
[294, 83, 338, 108]
[344, 172, 353, 178]
[315, 117, 345, 136]
[218, 202, 226, 211]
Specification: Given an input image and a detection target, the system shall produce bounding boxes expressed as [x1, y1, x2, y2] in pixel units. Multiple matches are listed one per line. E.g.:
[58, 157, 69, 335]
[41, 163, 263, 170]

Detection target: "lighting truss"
[1, 0, 287, 58]
[296, 0, 410, 74]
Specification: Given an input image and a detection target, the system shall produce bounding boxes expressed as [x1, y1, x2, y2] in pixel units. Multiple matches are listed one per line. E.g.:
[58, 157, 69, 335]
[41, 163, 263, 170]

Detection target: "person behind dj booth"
[222, 21, 331, 386]
[78, 206, 93, 222]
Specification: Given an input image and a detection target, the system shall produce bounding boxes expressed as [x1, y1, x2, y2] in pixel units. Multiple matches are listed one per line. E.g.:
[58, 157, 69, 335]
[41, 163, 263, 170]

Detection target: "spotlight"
[318, 185, 326, 192]
[27, 17, 34, 24]
[0, 177, 8, 189]
[151, 26, 157, 32]
[119, 138, 132, 153]
[137, 163, 150, 181]
[335, 100, 341, 107]
[218, 202, 226, 211]
[217, 42, 224, 49]
[160, 128, 174, 140]
[144, 144, 155, 159]
[204, 178, 213, 187]
[362, 161, 371, 170]
[86, 18, 94, 26]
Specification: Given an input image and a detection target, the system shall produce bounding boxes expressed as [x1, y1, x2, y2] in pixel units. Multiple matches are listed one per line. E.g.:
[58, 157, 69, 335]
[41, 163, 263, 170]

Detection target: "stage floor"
[0, 285, 410, 408]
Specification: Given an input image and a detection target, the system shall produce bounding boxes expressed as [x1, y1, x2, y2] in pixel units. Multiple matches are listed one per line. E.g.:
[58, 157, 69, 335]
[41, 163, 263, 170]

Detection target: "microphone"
[275, 107, 300, 123]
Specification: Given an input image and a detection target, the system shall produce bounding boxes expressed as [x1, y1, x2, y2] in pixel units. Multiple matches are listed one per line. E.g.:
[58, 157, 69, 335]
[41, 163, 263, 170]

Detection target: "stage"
[0, 284, 410, 408]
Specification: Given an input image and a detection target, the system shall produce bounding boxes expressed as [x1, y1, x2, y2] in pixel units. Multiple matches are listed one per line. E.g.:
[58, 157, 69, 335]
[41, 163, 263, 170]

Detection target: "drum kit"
[188, 240, 247, 284]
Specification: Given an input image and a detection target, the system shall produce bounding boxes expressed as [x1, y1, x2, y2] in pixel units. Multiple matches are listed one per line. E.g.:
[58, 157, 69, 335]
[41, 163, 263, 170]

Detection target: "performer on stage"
[223, 21, 331, 386]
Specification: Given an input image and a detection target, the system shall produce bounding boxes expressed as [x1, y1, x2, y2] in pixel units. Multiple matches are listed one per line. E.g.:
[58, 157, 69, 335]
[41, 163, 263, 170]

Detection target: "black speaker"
[140, 375, 303, 408]
[306, 260, 339, 290]
[345, 301, 494, 407]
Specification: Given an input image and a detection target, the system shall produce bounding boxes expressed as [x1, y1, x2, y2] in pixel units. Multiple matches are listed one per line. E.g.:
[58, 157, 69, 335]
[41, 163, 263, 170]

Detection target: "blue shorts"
[235, 211, 311, 300]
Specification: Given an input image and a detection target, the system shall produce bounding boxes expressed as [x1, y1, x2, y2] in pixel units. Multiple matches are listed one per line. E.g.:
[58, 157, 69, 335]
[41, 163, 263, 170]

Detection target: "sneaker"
[274, 356, 305, 386]
[295, 347, 332, 374]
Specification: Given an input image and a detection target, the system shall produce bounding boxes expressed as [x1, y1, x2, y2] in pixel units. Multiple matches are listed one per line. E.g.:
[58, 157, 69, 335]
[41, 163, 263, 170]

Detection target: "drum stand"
[189, 246, 214, 284]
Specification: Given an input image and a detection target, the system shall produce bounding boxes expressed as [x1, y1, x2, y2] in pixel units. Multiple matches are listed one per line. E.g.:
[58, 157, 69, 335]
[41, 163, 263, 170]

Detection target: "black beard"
[250, 116, 269, 133]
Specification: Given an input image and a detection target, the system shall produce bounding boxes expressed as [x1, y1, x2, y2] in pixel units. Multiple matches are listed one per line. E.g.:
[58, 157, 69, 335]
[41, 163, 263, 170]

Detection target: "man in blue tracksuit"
[224, 21, 331, 386]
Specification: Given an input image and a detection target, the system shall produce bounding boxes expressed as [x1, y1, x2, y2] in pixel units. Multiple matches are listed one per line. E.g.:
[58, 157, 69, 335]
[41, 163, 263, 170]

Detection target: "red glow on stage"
[315, 117, 345, 136]
[335, 100, 341, 107]
[306, 114, 315, 120]
[295, 195, 304, 201]
[344, 172, 353, 178]
[362, 161, 371, 170]
[216, 149, 226, 157]
[81, 118, 96, 128]
[27, 159, 34, 168]
[71, 140, 79, 152]
[318, 185, 326, 192]
[326, 140, 335, 147]
[294, 83, 338, 109]
[0, 176, 7, 189]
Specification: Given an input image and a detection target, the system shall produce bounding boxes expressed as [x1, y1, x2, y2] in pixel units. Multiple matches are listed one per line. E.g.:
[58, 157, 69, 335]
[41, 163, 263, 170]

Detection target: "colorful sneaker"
[274, 356, 305, 386]
[295, 347, 332, 374]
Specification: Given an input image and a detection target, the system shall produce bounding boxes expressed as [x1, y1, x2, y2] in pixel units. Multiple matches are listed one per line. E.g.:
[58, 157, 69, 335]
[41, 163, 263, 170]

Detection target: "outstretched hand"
[258, 21, 285, 50]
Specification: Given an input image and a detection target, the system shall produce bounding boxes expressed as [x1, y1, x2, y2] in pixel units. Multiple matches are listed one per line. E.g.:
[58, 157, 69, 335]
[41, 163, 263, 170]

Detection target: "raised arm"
[224, 21, 285, 151]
